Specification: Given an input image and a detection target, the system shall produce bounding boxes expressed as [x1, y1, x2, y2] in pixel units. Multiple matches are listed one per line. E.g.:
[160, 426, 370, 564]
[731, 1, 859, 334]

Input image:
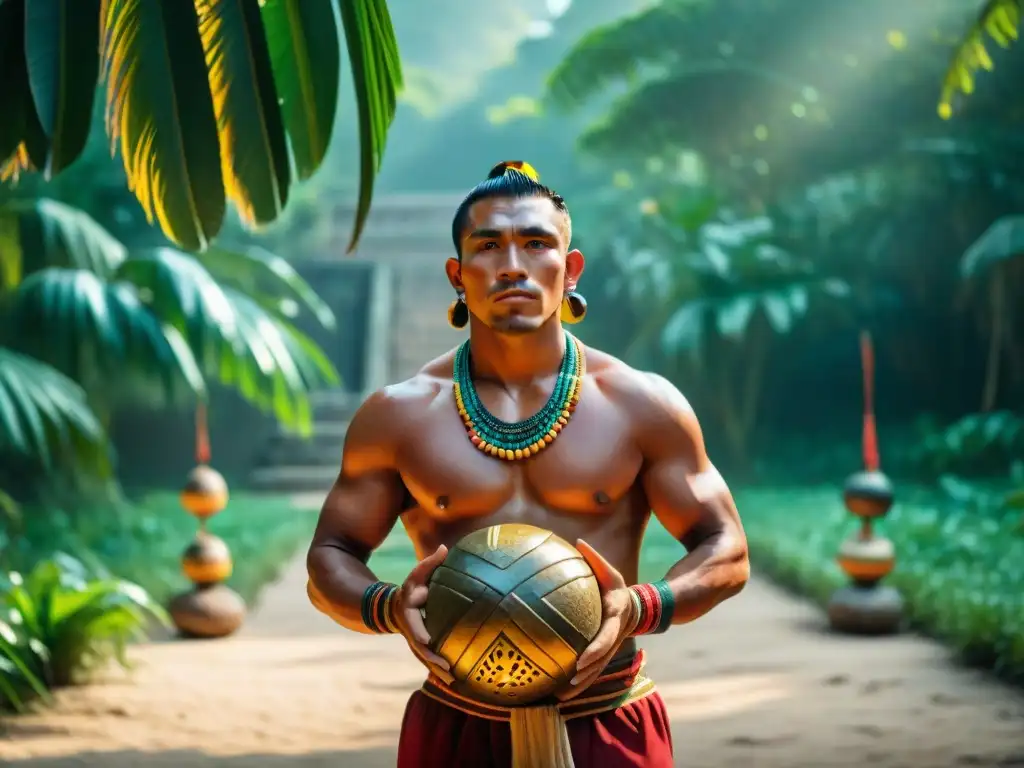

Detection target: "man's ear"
[445, 257, 463, 292]
[564, 249, 585, 290]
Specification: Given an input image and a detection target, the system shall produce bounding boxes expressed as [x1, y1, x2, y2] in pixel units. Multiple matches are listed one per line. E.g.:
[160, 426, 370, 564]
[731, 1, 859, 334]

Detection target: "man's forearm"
[658, 531, 749, 626]
[306, 540, 384, 634]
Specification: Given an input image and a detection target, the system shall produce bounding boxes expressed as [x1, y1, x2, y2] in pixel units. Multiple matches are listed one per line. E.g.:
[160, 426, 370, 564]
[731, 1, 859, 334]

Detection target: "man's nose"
[497, 246, 529, 281]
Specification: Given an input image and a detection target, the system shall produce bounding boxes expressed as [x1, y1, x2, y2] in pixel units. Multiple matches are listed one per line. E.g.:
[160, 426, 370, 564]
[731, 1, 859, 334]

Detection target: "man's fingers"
[573, 618, 619, 678]
[408, 640, 454, 685]
[406, 583, 430, 607]
[403, 604, 432, 646]
[557, 648, 614, 701]
[409, 640, 450, 671]
[407, 544, 449, 585]
[576, 539, 625, 591]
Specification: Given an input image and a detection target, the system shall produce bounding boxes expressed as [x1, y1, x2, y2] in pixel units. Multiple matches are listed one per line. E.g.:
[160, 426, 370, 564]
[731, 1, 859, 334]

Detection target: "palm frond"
[198, 245, 335, 329]
[261, 0, 341, 180]
[114, 248, 337, 431]
[6, 268, 206, 402]
[576, 62, 816, 160]
[939, 0, 1022, 119]
[959, 214, 1024, 277]
[337, 0, 402, 253]
[112, 247, 237, 367]
[0, 198, 126, 294]
[545, 0, 710, 109]
[0, 0, 50, 175]
[196, 0, 291, 226]
[24, 0, 103, 176]
[99, 0, 226, 251]
[218, 286, 338, 433]
[0, 347, 109, 473]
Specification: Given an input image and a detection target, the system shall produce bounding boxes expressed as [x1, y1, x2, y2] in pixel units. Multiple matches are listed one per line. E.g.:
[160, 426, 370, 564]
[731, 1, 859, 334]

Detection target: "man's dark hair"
[451, 161, 570, 257]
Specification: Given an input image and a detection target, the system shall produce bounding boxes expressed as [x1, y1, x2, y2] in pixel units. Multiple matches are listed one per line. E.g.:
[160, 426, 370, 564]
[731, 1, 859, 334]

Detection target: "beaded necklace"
[453, 331, 585, 461]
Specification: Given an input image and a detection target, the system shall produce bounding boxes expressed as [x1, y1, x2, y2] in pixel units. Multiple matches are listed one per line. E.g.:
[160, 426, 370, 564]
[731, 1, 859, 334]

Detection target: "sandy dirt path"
[2, 540, 1023, 767]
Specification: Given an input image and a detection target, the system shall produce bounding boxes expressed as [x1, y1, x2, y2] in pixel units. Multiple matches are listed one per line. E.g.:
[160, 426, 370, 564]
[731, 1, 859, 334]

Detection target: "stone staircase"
[248, 390, 359, 493]
[247, 192, 466, 494]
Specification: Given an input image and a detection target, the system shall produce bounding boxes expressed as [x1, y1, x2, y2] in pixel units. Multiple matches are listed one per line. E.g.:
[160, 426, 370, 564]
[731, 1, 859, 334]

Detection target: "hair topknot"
[486, 160, 541, 182]
[451, 160, 569, 257]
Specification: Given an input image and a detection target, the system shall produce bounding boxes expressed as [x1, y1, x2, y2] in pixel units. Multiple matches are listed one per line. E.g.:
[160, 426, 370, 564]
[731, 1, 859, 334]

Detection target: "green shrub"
[0, 491, 316, 713]
[0, 553, 167, 711]
[736, 484, 1024, 682]
[0, 615, 50, 713]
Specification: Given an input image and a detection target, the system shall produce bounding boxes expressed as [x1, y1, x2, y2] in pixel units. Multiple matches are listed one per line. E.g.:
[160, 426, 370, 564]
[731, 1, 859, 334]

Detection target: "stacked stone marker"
[168, 403, 246, 638]
[827, 331, 904, 635]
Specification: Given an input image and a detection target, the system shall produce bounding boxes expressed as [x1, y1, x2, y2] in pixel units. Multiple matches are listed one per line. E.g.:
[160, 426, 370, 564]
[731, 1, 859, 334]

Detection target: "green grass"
[735, 484, 1024, 682]
[3, 491, 319, 606]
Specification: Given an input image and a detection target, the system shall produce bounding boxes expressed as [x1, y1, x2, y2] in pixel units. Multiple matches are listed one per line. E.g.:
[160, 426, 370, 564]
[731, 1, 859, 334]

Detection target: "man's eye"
[481, 241, 498, 250]
[526, 240, 546, 249]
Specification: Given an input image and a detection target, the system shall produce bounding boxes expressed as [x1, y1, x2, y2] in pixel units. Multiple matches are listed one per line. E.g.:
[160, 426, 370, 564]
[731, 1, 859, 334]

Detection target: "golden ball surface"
[424, 523, 602, 707]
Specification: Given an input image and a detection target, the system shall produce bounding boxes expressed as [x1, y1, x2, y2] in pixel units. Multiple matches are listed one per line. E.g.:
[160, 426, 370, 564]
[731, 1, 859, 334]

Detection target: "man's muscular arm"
[635, 372, 749, 625]
[306, 389, 405, 634]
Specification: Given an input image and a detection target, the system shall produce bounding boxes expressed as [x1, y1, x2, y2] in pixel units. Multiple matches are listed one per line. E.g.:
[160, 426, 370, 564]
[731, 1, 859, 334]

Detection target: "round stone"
[827, 584, 904, 635]
[169, 583, 246, 639]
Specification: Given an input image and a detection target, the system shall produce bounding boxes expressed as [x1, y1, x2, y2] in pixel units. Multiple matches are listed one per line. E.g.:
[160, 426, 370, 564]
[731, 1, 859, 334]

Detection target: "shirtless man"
[306, 161, 749, 768]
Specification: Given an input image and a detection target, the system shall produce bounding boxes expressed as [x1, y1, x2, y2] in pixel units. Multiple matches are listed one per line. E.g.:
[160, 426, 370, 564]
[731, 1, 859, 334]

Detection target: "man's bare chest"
[394, 391, 644, 520]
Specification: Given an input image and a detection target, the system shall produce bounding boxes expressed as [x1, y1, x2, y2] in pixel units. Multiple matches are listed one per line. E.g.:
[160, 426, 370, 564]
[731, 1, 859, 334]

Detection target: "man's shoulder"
[585, 345, 694, 421]
[357, 350, 456, 419]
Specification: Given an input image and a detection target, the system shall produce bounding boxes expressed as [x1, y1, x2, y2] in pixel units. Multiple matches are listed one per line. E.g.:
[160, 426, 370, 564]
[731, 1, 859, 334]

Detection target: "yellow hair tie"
[487, 160, 540, 182]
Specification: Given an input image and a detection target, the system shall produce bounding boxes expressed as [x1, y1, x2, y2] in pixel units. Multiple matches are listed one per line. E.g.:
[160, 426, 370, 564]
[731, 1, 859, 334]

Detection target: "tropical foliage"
[0, 552, 168, 711]
[941, 0, 1021, 118]
[546, 0, 1024, 469]
[539, 0, 1024, 684]
[545, 0, 1024, 196]
[0, 197, 338, 500]
[0, 0, 402, 252]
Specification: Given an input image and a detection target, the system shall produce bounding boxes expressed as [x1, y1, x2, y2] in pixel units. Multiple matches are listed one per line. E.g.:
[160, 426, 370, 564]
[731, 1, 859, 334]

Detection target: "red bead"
[470, 434, 481, 445]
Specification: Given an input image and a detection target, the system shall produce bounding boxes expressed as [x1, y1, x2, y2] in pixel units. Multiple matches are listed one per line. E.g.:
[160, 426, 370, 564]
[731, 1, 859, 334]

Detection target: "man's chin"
[489, 315, 544, 335]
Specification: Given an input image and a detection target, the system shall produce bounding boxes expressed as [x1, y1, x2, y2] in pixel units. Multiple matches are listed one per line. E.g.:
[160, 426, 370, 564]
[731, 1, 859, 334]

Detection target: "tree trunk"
[982, 270, 1006, 412]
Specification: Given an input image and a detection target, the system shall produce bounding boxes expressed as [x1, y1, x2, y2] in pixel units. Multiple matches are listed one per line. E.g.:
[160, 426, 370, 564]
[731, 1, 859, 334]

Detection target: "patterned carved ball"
[424, 523, 603, 707]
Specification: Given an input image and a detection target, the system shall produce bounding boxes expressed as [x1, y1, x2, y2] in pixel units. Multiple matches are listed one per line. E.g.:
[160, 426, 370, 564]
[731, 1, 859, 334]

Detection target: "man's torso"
[383, 345, 660, 586]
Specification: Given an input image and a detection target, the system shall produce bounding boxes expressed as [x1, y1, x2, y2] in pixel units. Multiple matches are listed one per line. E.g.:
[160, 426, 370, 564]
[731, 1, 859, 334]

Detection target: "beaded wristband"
[360, 581, 399, 634]
[629, 580, 675, 636]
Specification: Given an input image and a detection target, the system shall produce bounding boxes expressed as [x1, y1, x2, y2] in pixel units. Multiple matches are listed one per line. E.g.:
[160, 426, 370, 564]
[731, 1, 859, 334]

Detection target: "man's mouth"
[494, 290, 536, 302]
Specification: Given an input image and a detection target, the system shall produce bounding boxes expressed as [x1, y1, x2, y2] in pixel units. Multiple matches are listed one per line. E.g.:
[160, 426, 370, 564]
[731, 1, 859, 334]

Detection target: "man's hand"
[557, 539, 639, 702]
[392, 544, 455, 686]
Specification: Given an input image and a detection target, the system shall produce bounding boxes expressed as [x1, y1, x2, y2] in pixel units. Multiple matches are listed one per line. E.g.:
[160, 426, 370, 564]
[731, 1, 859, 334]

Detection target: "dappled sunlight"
[4, 1, 1024, 766]
[656, 672, 794, 722]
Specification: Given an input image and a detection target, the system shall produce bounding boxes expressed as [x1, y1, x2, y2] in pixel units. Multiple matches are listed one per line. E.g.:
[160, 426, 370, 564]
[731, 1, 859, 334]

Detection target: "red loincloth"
[396, 688, 674, 768]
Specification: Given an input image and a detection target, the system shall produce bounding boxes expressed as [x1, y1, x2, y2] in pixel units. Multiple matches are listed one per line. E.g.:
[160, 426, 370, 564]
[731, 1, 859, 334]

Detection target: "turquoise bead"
[455, 331, 579, 452]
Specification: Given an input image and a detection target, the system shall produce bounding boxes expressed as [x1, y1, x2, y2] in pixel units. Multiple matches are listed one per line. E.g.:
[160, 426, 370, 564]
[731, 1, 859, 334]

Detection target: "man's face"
[446, 195, 584, 335]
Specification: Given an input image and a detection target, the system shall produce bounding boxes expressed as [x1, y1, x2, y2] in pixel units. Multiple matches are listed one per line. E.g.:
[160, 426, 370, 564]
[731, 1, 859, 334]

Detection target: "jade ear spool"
[423, 523, 603, 707]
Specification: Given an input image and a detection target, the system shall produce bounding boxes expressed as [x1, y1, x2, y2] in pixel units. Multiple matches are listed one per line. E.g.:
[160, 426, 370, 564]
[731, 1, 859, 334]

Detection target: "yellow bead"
[561, 410, 570, 419]
[514, 449, 524, 459]
[522, 446, 531, 457]
[548, 429, 557, 439]
[479, 441, 489, 451]
[488, 445, 499, 456]
[498, 448, 507, 459]
[558, 416, 568, 425]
